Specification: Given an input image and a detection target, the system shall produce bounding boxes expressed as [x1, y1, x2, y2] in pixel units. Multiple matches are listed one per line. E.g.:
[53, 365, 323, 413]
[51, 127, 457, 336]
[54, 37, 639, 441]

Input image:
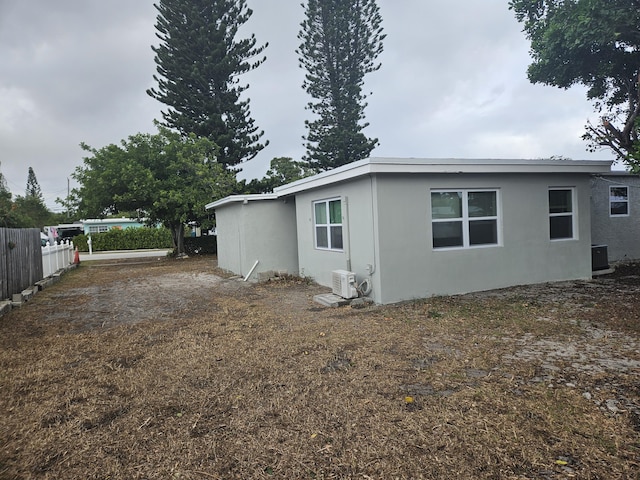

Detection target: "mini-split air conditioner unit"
[332, 270, 358, 299]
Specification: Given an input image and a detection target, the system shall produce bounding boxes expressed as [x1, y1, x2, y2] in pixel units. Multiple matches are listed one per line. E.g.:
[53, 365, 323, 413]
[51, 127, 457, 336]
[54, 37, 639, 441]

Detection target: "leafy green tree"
[12, 196, 52, 229]
[71, 126, 237, 255]
[0, 163, 50, 228]
[265, 157, 314, 187]
[147, 0, 268, 170]
[0, 162, 18, 227]
[510, 0, 640, 170]
[298, 0, 385, 172]
[240, 157, 314, 193]
[9, 166, 53, 228]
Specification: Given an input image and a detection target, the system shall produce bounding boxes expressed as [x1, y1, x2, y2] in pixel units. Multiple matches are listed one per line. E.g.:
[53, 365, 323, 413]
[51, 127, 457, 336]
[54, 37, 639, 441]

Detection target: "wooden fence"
[0, 228, 43, 301]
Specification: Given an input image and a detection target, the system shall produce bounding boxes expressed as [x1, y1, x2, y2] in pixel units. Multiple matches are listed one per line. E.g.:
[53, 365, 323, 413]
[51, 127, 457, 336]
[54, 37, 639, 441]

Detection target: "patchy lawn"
[1, 256, 639, 479]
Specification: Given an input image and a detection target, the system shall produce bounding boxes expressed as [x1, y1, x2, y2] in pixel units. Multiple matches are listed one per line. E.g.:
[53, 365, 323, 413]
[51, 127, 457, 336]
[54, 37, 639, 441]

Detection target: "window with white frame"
[88, 225, 109, 234]
[610, 186, 629, 216]
[548, 188, 575, 240]
[431, 190, 499, 249]
[314, 198, 343, 251]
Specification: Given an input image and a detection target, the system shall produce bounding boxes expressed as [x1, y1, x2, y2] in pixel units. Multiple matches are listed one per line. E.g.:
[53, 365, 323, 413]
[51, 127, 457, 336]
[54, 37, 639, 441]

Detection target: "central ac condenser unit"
[332, 270, 358, 299]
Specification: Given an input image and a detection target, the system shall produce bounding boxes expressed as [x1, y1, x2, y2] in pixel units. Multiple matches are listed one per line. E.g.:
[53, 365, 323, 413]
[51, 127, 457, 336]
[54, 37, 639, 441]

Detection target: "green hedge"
[73, 227, 217, 255]
[73, 227, 173, 252]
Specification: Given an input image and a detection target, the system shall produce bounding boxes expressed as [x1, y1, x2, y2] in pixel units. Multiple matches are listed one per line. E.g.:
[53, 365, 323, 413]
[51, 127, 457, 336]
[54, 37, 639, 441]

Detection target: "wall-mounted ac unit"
[332, 270, 358, 299]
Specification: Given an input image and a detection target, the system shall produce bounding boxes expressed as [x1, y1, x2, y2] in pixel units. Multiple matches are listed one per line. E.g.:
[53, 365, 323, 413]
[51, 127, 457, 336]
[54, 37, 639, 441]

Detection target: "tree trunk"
[170, 222, 185, 256]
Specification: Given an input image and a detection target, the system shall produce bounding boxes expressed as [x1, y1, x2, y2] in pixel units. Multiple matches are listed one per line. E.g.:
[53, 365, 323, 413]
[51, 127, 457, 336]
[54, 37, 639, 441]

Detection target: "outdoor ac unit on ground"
[332, 270, 358, 299]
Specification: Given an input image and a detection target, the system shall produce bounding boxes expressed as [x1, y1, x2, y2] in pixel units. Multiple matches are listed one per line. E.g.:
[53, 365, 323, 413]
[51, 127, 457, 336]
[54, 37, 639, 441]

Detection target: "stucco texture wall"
[294, 177, 377, 291]
[590, 174, 640, 263]
[373, 173, 593, 303]
[215, 199, 298, 280]
[295, 172, 595, 304]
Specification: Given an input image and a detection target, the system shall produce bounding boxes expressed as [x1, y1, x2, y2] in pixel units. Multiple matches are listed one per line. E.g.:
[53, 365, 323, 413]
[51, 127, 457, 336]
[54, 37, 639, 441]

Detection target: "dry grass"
[1, 256, 639, 479]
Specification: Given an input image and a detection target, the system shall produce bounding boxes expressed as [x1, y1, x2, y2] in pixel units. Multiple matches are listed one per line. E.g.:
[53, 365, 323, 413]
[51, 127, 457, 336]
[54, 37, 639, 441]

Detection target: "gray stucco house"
[590, 172, 640, 263]
[207, 157, 612, 304]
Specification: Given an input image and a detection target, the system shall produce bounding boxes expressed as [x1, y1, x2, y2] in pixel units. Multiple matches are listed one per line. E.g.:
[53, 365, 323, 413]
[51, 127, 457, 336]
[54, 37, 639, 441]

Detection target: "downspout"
[363, 174, 378, 298]
[343, 195, 351, 272]
[368, 174, 378, 276]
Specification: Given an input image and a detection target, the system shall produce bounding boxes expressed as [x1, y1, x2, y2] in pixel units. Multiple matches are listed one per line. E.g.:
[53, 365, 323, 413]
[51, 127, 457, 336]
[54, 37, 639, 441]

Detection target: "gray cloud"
[0, 0, 612, 209]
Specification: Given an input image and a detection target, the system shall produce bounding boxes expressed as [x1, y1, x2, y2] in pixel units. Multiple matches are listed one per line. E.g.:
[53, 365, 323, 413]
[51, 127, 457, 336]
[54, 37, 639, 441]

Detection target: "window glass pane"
[315, 202, 327, 224]
[550, 216, 573, 239]
[431, 192, 462, 219]
[549, 190, 572, 213]
[432, 221, 463, 248]
[329, 200, 341, 224]
[330, 226, 343, 250]
[316, 226, 328, 248]
[610, 187, 628, 215]
[468, 191, 496, 217]
[611, 202, 628, 216]
[610, 187, 628, 200]
[469, 220, 497, 245]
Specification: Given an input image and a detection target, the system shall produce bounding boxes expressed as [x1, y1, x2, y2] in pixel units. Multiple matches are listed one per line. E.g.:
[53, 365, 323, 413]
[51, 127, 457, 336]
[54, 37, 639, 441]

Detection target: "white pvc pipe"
[244, 260, 259, 282]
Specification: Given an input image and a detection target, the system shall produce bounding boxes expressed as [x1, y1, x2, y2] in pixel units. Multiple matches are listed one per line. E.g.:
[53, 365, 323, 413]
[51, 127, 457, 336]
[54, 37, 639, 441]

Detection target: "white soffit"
[205, 193, 279, 210]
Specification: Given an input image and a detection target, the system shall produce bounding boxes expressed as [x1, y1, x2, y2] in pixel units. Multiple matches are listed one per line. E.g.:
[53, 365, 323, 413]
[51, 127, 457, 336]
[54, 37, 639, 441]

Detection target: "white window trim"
[313, 197, 343, 252]
[549, 187, 577, 241]
[609, 185, 630, 217]
[88, 225, 109, 234]
[431, 189, 502, 250]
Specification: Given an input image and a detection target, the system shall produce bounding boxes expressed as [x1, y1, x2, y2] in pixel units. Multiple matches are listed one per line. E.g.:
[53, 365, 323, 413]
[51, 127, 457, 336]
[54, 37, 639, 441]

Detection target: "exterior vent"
[331, 270, 358, 299]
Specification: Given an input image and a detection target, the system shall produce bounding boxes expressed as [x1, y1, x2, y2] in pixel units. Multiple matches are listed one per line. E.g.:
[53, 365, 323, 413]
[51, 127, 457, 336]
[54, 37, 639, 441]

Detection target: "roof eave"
[205, 193, 279, 210]
[273, 158, 613, 195]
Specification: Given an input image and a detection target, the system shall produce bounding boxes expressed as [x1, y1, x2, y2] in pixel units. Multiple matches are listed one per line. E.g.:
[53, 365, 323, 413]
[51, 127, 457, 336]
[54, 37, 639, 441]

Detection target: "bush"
[73, 227, 173, 252]
[184, 235, 217, 255]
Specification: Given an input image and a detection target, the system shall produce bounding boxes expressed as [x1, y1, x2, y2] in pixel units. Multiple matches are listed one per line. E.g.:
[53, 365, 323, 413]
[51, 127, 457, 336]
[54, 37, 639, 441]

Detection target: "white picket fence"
[41, 240, 75, 278]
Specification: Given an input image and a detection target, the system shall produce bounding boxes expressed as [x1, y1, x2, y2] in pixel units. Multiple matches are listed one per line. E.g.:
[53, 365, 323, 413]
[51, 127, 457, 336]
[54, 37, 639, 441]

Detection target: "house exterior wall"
[215, 199, 298, 280]
[590, 174, 640, 263]
[373, 173, 593, 303]
[295, 172, 594, 304]
[82, 219, 145, 235]
[215, 204, 243, 274]
[294, 177, 379, 292]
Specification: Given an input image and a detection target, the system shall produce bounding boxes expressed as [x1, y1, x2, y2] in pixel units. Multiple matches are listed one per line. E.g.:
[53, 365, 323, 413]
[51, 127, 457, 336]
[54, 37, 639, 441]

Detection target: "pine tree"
[148, 0, 268, 170]
[25, 167, 43, 201]
[298, 0, 385, 172]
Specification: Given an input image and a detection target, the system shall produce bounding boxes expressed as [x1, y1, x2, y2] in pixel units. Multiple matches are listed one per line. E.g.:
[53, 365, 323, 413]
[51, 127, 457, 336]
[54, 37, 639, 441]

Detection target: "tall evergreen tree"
[25, 166, 43, 201]
[298, 0, 385, 172]
[148, 0, 268, 170]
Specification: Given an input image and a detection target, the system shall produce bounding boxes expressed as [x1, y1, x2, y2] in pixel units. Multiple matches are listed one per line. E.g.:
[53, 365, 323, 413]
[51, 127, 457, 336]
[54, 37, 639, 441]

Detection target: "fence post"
[47, 242, 52, 277]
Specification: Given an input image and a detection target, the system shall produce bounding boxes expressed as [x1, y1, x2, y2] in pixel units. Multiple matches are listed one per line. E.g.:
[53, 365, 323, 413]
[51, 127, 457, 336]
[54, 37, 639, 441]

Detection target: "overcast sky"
[0, 0, 614, 210]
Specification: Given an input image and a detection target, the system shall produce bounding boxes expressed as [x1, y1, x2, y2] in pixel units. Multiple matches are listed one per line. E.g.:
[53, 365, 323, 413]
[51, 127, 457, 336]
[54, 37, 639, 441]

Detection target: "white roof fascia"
[273, 157, 613, 196]
[205, 193, 279, 210]
[83, 218, 144, 224]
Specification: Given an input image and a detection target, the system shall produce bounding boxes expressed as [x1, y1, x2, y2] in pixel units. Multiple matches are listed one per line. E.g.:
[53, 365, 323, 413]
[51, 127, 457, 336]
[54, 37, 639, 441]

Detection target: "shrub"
[73, 227, 173, 252]
[184, 235, 217, 255]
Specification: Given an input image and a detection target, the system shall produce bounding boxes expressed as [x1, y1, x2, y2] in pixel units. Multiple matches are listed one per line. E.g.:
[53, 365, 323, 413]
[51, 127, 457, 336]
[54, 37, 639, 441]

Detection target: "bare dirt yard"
[1, 256, 639, 479]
